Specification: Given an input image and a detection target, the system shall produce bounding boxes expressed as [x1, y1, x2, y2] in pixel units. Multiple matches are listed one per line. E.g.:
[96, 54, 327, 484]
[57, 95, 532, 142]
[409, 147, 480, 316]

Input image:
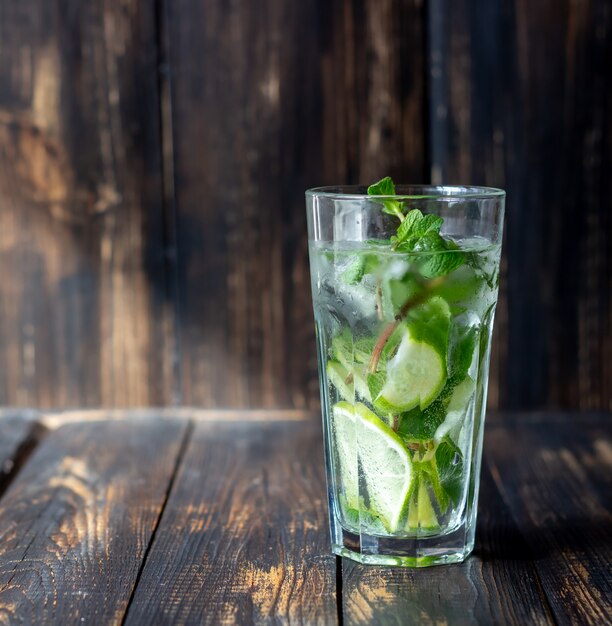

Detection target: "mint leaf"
[394, 211, 443, 249]
[396, 225, 465, 278]
[419, 251, 465, 279]
[413, 235, 465, 278]
[417, 214, 445, 236]
[331, 329, 353, 368]
[449, 325, 477, 383]
[395, 210, 444, 245]
[397, 399, 447, 441]
[339, 256, 366, 284]
[406, 296, 451, 358]
[338, 252, 381, 285]
[435, 265, 482, 303]
[395, 209, 424, 243]
[367, 176, 405, 222]
[339, 495, 388, 535]
[435, 436, 464, 506]
[367, 370, 386, 399]
[367, 176, 395, 196]
[368, 176, 465, 277]
[353, 336, 376, 364]
[385, 273, 423, 314]
[413, 230, 446, 252]
[418, 459, 450, 513]
[367, 371, 398, 415]
[380, 323, 404, 361]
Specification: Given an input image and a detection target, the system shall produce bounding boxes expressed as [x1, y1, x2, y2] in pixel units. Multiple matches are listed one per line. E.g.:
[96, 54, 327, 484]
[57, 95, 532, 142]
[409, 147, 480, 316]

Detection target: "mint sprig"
[367, 177, 464, 277]
[394, 210, 444, 249]
[367, 176, 406, 222]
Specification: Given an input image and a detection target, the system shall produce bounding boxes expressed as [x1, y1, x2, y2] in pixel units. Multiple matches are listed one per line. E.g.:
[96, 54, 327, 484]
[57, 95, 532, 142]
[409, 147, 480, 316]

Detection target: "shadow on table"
[340, 515, 611, 625]
[475, 515, 612, 562]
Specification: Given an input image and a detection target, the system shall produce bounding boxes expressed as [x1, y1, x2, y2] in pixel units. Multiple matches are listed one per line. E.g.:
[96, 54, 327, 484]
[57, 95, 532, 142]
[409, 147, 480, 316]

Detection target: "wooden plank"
[429, 0, 612, 409]
[39, 407, 316, 429]
[0, 0, 175, 406]
[0, 413, 45, 495]
[489, 412, 612, 498]
[165, 0, 427, 408]
[124, 420, 337, 625]
[485, 415, 612, 625]
[341, 457, 554, 625]
[0, 418, 189, 624]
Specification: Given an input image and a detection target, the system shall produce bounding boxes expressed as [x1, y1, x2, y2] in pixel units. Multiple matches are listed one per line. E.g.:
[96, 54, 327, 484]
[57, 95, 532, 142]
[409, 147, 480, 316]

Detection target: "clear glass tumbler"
[306, 185, 505, 567]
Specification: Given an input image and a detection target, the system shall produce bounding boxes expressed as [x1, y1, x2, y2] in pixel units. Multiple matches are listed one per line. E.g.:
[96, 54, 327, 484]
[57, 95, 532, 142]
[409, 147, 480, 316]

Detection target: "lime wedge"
[407, 476, 439, 531]
[353, 403, 414, 532]
[333, 354, 371, 403]
[331, 402, 358, 509]
[331, 334, 372, 403]
[377, 329, 447, 412]
[434, 376, 475, 445]
[447, 376, 475, 412]
[331, 402, 414, 532]
[327, 361, 353, 402]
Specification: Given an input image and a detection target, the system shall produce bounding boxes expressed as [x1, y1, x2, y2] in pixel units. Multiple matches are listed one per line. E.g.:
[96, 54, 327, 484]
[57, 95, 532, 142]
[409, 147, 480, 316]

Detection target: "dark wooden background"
[0, 0, 609, 410]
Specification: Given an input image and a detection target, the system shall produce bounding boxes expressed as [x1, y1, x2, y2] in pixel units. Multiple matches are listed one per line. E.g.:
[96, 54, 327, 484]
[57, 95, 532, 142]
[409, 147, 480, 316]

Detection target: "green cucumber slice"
[377, 331, 447, 412]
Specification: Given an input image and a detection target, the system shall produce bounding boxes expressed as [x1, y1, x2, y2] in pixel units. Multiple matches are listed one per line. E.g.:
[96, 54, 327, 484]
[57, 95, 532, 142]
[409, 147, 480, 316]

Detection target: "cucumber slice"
[377, 330, 447, 412]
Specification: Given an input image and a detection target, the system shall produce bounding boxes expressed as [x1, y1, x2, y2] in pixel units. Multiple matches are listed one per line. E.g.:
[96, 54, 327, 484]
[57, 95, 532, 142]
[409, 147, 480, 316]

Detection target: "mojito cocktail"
[307, 179, 504, 567]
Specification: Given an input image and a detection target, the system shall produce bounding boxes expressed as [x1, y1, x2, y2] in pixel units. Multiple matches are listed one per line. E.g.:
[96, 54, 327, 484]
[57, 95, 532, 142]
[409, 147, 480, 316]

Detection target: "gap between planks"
[0, 419, 48, 501]
[120, 419, 195, 626]
[0, 412, 322, 623]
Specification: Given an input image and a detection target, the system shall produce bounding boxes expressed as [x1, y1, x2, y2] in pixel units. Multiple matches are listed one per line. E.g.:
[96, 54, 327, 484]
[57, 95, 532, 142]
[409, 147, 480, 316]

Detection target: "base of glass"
[333, 525, 474, 568]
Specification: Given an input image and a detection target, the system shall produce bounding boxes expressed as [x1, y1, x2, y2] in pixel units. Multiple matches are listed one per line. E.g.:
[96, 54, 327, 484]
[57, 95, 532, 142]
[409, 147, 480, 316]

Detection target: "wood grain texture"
[485, 415, 612, 625]
[0, 411, 608, 623]
[0, 1, 609, 411]
[123, 420, 337, 625]
[341, 457, 554, 626]
[0, 0, 174, 406]
[165, 0, 426, 408]
[429, 0, 612, 410]
[39, 407, 315, 429]
[0, 418, 188, 624]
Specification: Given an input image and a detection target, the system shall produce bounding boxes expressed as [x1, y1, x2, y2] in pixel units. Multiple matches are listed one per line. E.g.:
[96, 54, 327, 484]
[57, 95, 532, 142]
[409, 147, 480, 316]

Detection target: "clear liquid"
[310, 238, 501, 550]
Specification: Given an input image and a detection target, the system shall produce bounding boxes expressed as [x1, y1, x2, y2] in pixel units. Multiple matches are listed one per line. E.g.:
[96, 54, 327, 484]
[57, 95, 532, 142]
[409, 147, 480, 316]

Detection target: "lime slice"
[333, 353, 371, 403]
[407, 476, 439, 531]
[327, 361, 354, 402]
[407, 481, 439, 531]
[331, 335, 372, 403]
[447, 376, 475, 412]
[434, 376, 475, 445]
[331, 402, 358, 509]
[377, 329, 447, 412]
[353, 403, 414, 532]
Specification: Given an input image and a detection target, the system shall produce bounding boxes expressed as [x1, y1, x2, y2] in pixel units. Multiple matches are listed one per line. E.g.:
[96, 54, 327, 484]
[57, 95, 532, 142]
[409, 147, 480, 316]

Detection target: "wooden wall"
[0, 0, 609, 410]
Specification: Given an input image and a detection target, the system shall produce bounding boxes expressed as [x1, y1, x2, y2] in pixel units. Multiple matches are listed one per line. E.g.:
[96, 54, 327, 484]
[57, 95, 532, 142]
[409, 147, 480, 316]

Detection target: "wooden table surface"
[0, 410, 609, 625]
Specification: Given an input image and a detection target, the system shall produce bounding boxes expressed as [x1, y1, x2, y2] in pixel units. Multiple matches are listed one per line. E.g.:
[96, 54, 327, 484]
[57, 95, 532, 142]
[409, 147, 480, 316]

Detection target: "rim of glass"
[306, 184, 505, 200]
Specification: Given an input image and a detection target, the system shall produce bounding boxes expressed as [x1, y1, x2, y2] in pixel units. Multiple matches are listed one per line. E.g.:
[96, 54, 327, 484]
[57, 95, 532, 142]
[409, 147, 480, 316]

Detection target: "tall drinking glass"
[306, 185, 505, 567]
